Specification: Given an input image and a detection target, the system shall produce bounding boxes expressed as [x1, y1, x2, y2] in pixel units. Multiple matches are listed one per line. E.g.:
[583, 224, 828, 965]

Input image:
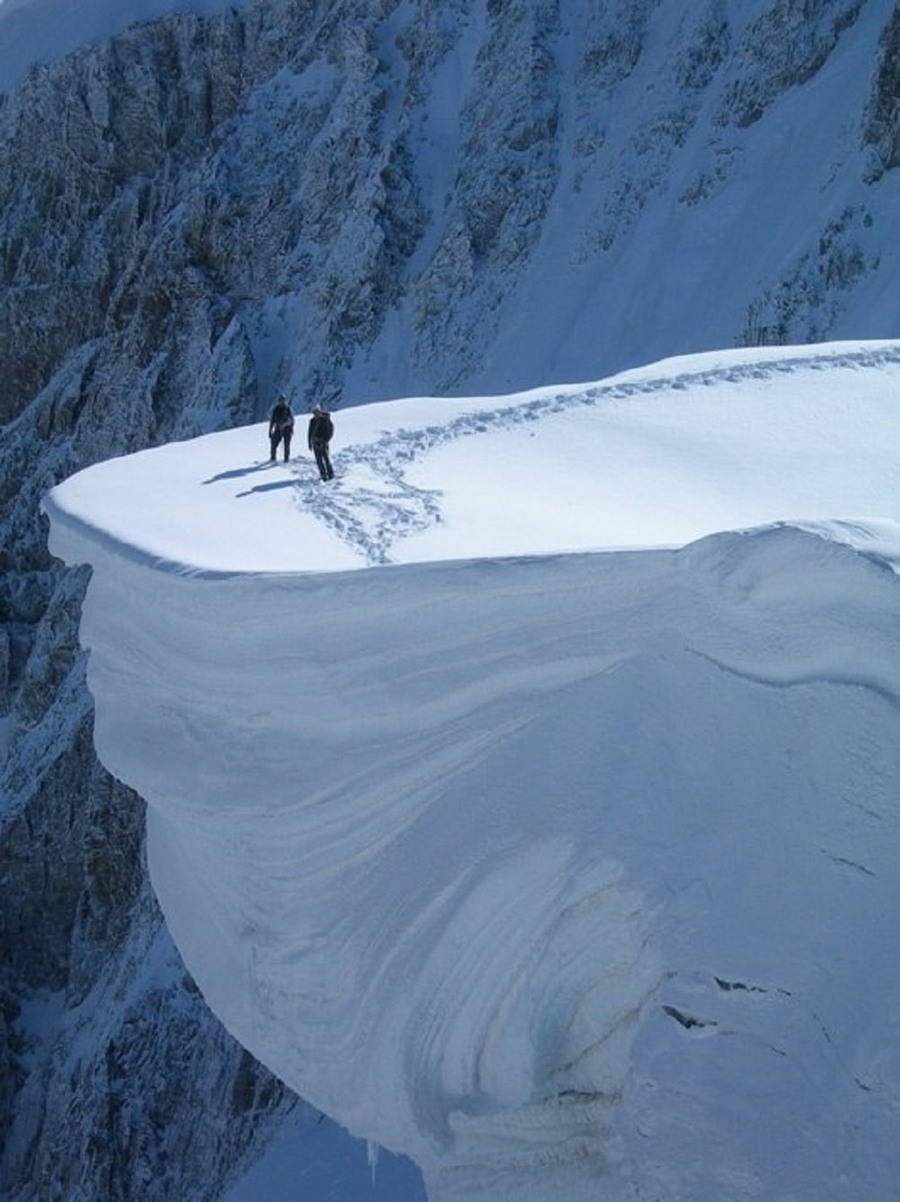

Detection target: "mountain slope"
[2, 0, 900, 433]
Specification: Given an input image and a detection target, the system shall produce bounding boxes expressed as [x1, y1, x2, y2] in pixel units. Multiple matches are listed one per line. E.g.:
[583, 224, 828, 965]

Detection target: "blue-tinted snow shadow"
[203, 462, 277, 484]
[235, 480, 301, 498]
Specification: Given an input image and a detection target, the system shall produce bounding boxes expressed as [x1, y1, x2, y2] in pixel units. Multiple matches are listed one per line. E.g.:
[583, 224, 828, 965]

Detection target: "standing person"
[308, 405, 335, 481]
[268, 395, 295, 462]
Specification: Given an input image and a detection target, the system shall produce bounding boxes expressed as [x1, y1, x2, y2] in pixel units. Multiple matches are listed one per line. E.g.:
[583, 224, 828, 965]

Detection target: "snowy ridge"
[44, 345, 900, 1200]
[303, 341, 900, 567]
[45, 341, 900, 576]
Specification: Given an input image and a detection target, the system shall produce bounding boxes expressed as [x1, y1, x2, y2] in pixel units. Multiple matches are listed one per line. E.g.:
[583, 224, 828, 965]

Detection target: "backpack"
[272, 402, 293, 431]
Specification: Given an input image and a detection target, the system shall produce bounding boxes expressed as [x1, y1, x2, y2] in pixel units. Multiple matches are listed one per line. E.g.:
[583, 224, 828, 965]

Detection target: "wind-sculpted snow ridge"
[43, 345, 900, 1200]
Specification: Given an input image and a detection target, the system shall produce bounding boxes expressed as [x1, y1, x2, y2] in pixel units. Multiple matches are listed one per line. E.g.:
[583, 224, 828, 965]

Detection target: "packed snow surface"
[46, 344, 900, 1200]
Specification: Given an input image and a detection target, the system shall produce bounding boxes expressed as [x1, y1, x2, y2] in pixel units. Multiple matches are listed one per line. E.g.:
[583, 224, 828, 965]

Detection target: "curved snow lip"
[42, 343, 900, 1200]
[46, 519, 900, 1201]
[43, 341, 900, 578]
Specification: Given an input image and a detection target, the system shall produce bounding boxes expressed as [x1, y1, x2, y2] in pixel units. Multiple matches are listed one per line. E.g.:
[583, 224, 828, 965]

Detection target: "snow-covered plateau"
[44, 343, 900, 1201]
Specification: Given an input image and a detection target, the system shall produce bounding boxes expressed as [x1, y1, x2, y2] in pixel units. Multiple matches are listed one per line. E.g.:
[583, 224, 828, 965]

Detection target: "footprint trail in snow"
[289, 343, 900, 567]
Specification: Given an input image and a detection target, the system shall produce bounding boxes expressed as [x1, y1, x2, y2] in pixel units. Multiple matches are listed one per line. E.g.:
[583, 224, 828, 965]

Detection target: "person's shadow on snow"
[235, 479, 300, 498]
[202, 462, 275, 484]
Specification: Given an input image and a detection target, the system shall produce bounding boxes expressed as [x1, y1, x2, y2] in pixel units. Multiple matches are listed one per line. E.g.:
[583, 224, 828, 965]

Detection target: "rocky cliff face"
[1, 0, 898, 1197]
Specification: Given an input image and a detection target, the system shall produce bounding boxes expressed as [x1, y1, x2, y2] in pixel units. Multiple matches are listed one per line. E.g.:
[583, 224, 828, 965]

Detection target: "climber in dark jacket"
[308, 406, 335, 480]
[268, 396, 295, 462]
